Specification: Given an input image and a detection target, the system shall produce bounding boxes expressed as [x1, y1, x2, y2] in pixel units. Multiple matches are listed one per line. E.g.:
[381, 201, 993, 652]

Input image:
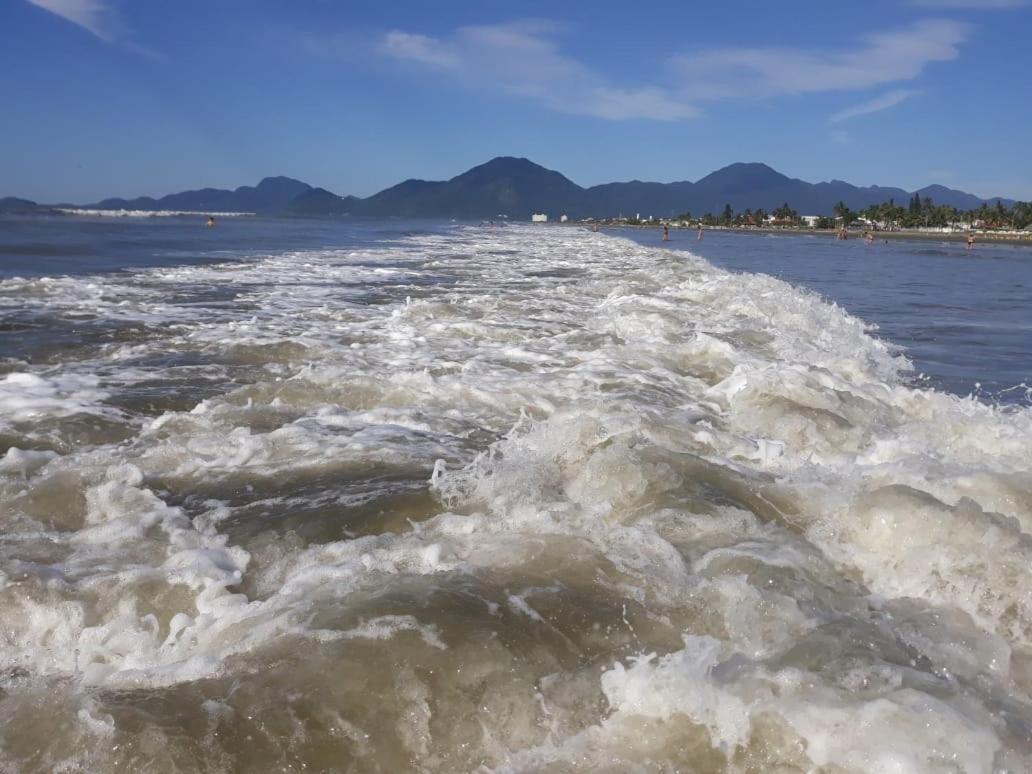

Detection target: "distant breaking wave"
[56, 208, 255, 218]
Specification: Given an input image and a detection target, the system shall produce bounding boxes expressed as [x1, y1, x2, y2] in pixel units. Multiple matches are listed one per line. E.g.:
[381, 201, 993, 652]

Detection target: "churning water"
[1, 218, 1031, 772]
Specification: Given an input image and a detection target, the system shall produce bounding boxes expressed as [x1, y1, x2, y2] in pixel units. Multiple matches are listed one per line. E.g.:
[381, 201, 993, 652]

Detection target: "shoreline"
[579, 223, 1032, 247]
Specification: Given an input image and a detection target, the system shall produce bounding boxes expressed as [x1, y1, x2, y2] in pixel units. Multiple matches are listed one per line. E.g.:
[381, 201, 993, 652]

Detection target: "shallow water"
[1, 220, 1031, 772]
[620, 227, 1032, 405]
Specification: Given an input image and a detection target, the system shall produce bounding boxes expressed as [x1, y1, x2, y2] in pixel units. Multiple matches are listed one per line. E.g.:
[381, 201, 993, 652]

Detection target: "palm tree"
[833, 201, 855, 226]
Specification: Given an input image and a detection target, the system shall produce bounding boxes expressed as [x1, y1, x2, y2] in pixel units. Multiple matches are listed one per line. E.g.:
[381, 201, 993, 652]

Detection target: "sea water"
[1, 215, 1031, 772]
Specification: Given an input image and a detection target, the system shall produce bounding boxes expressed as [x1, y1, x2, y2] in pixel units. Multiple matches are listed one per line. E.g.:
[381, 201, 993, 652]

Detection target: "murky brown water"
[1, 224, 1031, 772]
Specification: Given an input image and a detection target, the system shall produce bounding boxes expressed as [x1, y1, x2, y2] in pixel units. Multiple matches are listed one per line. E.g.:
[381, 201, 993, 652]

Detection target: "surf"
[1, 225, 1030, 772]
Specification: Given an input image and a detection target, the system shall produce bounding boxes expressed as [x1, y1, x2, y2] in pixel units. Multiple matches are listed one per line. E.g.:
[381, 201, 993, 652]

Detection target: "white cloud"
[381, 31, 459, 68]
[377, 19, 971, 122]
[25, 0, 123, 41]
[830, 89, 922, 122]
[379, 21, 698, 121]
[669, 19, 969, 99]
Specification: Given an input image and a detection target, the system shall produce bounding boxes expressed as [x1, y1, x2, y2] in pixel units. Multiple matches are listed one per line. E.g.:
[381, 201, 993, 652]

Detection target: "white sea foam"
[56, 208, 255, 217]
[1, 225, 1030, 771]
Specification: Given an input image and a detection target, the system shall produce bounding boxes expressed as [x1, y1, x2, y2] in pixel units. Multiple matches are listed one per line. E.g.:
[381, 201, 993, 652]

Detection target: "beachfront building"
[560, 214, 569, 223]
[531, 213, 548, 223]
[801, 215, 820, 227]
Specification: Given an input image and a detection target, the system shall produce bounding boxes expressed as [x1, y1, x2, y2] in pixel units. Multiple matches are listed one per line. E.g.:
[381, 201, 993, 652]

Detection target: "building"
[531, 213, 548, 223]
[560, 214, 569, 223]
[801, 215, 820, 227]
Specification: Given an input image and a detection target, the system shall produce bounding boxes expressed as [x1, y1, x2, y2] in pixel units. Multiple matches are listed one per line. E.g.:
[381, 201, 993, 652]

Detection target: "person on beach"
[697, 226, 703, 241]
[663, 225, 669, 241]
[206, 216, 216, 228]
[967, 234, 976, 249]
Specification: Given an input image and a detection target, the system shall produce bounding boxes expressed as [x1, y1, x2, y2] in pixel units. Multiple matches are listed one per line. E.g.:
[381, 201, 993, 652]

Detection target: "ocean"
[1, 213, 1031, 772]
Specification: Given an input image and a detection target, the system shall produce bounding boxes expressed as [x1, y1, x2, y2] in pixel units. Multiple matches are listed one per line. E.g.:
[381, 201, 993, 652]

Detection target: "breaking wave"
[1, 225, 1030, 772]
[56, 209, 255, 218]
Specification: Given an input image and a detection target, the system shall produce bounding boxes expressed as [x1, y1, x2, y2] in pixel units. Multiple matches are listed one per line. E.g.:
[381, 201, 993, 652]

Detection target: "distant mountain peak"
[478, 156, 543, 170]
[255, 175, 310, 189]
[696, 162, 791, 191]
[716, 161, 779, 173]
[452, 156, 571, 184]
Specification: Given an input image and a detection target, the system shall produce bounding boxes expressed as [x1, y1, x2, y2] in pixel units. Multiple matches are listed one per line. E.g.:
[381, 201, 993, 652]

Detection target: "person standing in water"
[967, 234, 976, 248]
[662, 225, 669, 241]
[206, 216, 216, 228]
[697, 226, 703, 241]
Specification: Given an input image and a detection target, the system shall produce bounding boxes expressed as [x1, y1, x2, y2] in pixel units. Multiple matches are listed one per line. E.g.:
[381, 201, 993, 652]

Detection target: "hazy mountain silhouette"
[3, 159, 1015, 217]
[0, 197, 41, 212]
[349, 159, 1013, 218]
[287, 187, 363, 215]
[360, 157, 585, 218]
[88, 176, 312, 213]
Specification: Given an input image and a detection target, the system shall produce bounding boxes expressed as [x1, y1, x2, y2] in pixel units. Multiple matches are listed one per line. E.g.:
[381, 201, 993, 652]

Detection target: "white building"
[531, 213, 548, 223]
[560, 214, 569, 223]
[801, 215, 820, 227]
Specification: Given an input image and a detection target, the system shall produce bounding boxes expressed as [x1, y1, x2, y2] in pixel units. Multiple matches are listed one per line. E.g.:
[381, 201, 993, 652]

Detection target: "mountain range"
[2, 158, 1014, 219]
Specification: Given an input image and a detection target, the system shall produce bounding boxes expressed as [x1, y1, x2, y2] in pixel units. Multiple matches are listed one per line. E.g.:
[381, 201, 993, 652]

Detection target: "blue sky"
[3, 0, 1031, 202]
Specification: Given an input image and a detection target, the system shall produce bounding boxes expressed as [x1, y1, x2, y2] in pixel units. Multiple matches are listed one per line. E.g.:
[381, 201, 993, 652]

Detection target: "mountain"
[91, 196, 161, 210]
[350, 159, 1014, 219]
[0, 197, 42, 212]
[359, 157, 585, 218]
[16, 160, 1016, 219]
[583, 180, 696, 219]
[287, 187, 362, 215]
[913, 184, 1000, 211]
[695, 162, 791, 194]
[88, 176, 312, 213]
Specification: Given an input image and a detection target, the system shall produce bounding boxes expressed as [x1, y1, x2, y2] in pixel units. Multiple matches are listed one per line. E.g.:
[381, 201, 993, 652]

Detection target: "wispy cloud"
[25, 0, 123, 41]
[378, 21, 698, 121]
[381, 31, 459, 68]
[830, 89, 922, 122]
[376, 18, 969, 122]
[25, 0, 160, 57]
[669, 19, 969, 99]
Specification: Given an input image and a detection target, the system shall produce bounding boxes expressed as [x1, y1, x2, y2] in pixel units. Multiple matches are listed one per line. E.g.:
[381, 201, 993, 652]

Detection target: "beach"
[586, 222, 1032, 247]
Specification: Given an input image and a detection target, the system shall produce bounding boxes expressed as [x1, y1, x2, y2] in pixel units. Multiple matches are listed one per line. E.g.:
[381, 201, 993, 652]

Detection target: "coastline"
[578, 223, 1032, 247]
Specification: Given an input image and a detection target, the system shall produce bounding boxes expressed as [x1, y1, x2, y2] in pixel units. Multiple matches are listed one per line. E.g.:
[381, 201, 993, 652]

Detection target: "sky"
[2, 0, 1031, 203]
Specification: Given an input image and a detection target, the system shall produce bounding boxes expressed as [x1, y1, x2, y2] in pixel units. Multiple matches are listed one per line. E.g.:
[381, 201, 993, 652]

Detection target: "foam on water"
[56, 209, 256, 217]
[1, 225, 1030, 772]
